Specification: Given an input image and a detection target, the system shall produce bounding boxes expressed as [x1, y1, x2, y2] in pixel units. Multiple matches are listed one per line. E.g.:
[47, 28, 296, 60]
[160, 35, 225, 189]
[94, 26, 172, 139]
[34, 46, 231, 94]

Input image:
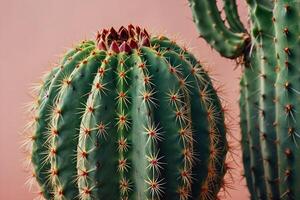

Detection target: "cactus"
[23, 25, 229, 200]
[189, 0, 300, 199]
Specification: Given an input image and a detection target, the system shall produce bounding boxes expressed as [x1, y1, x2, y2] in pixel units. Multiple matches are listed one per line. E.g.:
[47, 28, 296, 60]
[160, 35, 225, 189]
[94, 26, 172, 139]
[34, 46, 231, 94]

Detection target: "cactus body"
[189, 0, 300, 199]
[25, 25, 228, 200]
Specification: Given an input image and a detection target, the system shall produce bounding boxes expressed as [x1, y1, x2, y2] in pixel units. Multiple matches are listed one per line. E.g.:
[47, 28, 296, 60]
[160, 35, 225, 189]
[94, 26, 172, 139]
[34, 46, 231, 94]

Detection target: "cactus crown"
[96, 25, 150, 53]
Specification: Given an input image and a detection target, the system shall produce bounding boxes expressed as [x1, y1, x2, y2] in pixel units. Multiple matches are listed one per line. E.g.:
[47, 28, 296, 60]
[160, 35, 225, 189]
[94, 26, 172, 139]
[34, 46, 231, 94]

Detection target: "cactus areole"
[27, 25, 228, 200]
[189, 0, 300, 199]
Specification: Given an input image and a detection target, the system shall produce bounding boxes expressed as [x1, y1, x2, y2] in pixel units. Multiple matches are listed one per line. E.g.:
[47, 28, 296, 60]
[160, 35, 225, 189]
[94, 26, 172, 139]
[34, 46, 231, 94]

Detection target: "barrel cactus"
[188, 0, 300, 199]
[24, 25, 228, 200]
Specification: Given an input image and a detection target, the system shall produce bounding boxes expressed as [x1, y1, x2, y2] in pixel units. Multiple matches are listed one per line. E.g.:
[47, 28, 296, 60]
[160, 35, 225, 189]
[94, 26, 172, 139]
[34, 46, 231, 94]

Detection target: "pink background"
[0, 0, 249, 199]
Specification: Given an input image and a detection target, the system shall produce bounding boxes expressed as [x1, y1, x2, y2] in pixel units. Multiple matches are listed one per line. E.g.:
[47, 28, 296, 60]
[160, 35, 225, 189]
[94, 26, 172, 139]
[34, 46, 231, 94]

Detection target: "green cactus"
[24, 25, 228, 200]
[189, 0, 300, 199]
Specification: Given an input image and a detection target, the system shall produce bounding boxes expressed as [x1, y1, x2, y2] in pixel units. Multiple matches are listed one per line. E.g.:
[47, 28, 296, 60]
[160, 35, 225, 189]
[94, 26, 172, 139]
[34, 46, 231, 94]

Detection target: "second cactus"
[189, 0, 300, 199]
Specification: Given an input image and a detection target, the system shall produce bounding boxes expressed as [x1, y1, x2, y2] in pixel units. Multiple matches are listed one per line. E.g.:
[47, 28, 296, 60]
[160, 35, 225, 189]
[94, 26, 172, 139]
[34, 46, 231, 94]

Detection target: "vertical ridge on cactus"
[24, 25, 228, 200]
[189, 0, 300, 199]
[274, 2, 300, 199]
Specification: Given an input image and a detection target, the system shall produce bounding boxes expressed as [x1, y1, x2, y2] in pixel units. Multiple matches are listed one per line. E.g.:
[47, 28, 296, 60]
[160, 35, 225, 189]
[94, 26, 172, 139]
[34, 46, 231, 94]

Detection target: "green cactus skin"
[188, 0, 300, 199]
[25, 25, 228, 200]
[223, 0, 246, 33]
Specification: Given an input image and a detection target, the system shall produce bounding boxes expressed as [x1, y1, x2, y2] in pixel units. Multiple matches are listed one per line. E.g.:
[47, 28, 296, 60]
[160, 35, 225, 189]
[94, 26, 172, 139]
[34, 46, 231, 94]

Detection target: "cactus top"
[96, 24, 150, 53]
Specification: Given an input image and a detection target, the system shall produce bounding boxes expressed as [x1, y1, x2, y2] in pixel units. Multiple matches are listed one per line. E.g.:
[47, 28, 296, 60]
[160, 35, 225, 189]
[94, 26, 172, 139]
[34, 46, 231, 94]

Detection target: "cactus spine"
[189, 0, 300, 199]
[24, 25, 228, 200]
